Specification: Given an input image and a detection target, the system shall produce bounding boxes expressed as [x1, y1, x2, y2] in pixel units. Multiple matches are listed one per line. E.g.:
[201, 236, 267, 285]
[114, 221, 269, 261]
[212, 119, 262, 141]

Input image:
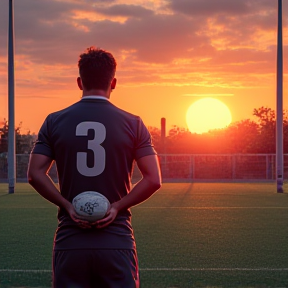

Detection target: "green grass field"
[0, 182, 288, 288]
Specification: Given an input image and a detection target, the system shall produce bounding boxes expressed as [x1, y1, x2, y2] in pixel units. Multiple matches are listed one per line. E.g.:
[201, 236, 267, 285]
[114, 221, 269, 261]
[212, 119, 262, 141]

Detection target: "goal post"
[276, 0, 284, 193]
[8, 0, 16, 193]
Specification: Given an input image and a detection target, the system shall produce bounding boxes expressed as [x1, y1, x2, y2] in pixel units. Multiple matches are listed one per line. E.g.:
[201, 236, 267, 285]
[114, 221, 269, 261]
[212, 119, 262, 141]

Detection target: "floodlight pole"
[8, 0, 16, 194]
[276, 0, 283, 193]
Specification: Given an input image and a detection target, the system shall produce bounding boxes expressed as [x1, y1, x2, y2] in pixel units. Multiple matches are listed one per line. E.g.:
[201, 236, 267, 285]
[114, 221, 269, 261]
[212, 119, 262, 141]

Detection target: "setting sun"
[186, 98, 232, 134]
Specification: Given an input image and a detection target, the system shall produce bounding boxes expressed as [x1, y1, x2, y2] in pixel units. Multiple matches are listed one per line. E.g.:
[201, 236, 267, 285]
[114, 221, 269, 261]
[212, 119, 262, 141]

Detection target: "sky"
[0, 0, 288, 134]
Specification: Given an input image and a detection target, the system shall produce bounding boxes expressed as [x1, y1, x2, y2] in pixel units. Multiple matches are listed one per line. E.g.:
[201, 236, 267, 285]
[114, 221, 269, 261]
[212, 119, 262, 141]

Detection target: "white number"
[76, 122, 106, 177]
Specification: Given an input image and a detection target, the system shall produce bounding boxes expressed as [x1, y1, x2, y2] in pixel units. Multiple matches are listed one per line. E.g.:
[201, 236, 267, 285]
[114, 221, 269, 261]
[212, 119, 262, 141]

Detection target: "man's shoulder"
[113, 105, 140, 120]
[45, 102, 80, 121]
[52, 102, 79, 115]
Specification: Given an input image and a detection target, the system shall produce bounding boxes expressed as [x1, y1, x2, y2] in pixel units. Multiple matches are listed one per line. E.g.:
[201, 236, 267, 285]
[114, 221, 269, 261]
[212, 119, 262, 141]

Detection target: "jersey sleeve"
[31, 115, 55, 159]
[134, 117, 157, 160]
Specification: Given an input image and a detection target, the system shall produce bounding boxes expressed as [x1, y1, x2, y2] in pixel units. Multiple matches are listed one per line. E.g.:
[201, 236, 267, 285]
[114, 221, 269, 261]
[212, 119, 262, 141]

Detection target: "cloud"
[165, 0, 283, 18]
[0, 0, 287, 92]
[95, 4, 154, 18]
[166, 0, 250, 16]
[1, 1, 204, 65]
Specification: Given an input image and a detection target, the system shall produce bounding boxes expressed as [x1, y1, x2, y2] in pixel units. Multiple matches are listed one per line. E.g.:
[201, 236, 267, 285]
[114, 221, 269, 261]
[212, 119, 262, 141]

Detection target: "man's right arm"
[27, 153, 92, 228]
[95, 154, 162, 228]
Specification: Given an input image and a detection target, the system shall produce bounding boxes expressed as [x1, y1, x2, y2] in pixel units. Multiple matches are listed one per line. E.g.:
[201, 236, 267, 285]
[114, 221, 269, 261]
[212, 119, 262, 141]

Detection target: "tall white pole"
[276, 0, 283, 193]
[8, 0, 15, 194]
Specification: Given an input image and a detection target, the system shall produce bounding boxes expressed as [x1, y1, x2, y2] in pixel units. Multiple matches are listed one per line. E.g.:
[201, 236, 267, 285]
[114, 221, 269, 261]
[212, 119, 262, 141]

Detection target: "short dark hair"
[78, 47, 117, 91]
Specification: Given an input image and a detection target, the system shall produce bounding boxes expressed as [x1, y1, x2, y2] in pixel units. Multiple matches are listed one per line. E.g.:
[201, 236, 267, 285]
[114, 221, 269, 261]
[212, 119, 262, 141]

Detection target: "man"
[27, 47, 162, 288]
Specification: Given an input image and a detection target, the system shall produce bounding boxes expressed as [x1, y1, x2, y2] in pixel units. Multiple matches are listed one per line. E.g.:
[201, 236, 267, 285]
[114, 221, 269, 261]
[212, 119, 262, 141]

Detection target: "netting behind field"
[158, 154, 288, 181]
[0, 154, 288, 182]
[0, 154, 59, 182]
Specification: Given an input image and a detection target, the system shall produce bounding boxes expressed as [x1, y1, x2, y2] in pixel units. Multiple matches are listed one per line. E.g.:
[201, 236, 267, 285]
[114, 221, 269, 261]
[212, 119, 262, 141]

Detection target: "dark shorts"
[52, 249, 139, 288]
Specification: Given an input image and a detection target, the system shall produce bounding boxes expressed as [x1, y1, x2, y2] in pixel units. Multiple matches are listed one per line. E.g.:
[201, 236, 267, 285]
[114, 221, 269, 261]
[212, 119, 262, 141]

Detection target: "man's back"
[33, 96, 156, 250]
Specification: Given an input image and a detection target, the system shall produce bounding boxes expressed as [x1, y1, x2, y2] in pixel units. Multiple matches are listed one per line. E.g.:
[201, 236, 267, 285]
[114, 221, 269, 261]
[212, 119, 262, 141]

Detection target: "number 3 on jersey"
[76, 122, 106, 177]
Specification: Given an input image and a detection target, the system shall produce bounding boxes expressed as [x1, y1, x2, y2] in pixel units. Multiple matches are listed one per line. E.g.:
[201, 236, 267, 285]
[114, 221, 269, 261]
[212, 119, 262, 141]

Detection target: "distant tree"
[224, 119, 259, 153]
[253, 107, 276, 153]
[166, 126, 191, 153]
[1, 106, 286, 156]
[148, 126, 161, 151]
[283, 110, 288, 153]
[0, 119, 36, 154]
[0, 120, 9, 153]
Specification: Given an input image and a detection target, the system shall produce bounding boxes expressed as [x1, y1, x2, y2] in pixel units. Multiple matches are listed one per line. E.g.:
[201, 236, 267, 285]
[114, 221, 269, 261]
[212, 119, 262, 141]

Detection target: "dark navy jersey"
[32, 96, 156, 250]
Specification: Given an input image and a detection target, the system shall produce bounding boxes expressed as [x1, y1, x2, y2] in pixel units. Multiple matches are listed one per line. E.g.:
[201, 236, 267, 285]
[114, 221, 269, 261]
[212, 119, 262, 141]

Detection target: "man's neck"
[82, 89, 110, 99]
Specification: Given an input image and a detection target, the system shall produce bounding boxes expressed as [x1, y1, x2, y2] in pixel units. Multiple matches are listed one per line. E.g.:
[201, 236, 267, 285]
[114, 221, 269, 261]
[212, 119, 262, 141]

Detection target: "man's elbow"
[149, 176, 162, 191]
[154, 181, 162, 191]
[27, 173, 34, 185]
[27, 169, 37, 185]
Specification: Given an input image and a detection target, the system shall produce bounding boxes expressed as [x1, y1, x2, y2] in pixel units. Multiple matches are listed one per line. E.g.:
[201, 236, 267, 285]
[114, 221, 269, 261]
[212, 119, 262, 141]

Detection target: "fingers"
[94, 217, 113, 229]
[69, 205, 118, 229]
[70, 213, 93, 229]
[78, 222, 92, 229]
[73, 213, 112, 229]
[74, 218, 92, 229]
[91, 210, 115, 229]
[66, 203, 94, 229]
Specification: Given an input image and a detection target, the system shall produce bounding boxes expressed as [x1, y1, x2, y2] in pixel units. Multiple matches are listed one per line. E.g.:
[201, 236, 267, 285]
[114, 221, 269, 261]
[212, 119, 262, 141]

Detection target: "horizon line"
[183, 94, 234, 97]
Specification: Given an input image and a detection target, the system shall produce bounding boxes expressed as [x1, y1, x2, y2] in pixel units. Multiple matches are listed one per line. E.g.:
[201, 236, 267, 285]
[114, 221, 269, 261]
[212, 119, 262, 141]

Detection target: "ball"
[72, 191, 110, 222]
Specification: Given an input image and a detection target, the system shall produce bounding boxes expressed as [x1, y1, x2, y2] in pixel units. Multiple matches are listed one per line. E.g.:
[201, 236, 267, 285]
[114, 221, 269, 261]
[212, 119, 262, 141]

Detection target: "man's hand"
[92, 202, 119, 229]
[65, 201, 93, 229]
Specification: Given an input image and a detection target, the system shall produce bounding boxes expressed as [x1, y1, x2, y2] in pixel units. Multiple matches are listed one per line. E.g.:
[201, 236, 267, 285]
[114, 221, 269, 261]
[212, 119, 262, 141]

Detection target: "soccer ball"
[72, 191, 110, 222]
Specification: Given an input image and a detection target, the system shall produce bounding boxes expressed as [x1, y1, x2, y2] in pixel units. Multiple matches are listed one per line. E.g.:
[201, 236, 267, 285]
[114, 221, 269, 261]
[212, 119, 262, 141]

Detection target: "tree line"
[0, 107, 287, 155]
[149, 107, 288, 154]
[0, 120, 36, 154]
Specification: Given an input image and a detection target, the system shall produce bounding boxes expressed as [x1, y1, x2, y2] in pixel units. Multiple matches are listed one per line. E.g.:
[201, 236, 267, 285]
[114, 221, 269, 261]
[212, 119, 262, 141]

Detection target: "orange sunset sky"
[0, 0, 288, 134]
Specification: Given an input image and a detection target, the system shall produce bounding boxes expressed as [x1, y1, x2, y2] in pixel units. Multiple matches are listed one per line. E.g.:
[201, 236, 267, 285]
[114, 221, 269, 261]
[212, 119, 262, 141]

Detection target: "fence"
[0, 153, 287, 183]
[158, 154, 286, 181]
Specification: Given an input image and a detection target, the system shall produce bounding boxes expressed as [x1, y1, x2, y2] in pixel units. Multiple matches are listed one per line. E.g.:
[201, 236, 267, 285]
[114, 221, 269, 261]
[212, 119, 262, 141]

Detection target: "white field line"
[140, 268, 288, 271]
[136, 207, 288, 209]
[2, 207, 287, 209]
[1, 268, 288, 273]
